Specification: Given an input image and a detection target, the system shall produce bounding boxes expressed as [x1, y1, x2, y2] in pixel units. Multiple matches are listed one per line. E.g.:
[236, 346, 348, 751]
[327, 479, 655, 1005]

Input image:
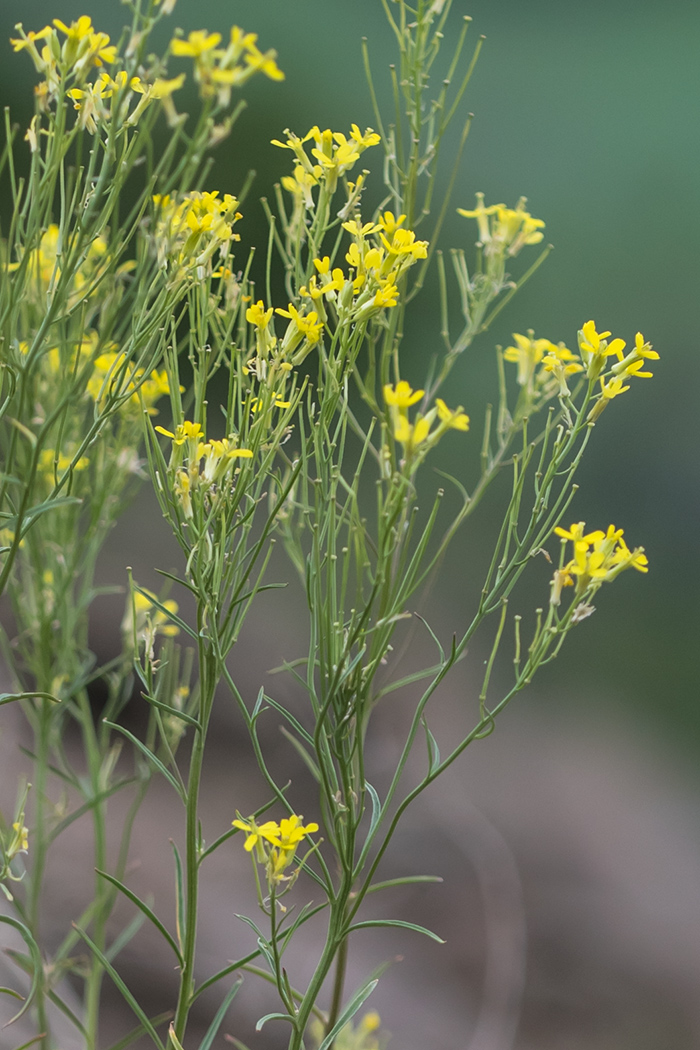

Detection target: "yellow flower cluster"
[7, 225, 108, 305]
[87, 351, 171, 416]
[384, 381, 469, 461]
[550, 521, 648, 605]
[66, 70, 185, 133]
[232, 814, 318, 885]
[11, 16, 117, 98]
[38, 448, 90, 480]
[504, 332, 583, 398]
[576, 321, 658, 420]
[152, 191, 241, 273]
[170, 25, 283, 104]
[274, 124, 381, 195]
[155, 421, 253, 517]
[458, 193, 545, 256]
[299, 212, 427, 322]
[241, 298, 317, 399]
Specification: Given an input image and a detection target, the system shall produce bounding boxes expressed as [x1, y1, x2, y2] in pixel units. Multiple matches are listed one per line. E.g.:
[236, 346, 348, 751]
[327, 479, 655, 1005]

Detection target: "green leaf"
[46, 986, 88, 1036]
[421, 717, 440, 774]
[0, 916, 41, 1024]
[96, 870, 183, 965]
[366, 875, 443, 894]
[317, 978, 379, 1050]
[365, 781, 382, 842]
[198, 979, 243, 1050]
[171, 841, 185, 956]
[189, 951, 260, 1004]
[103, 721, 185, 802]
[255, 1012, 295, 1033]
[132, 585, 198, 640]
[279, 726, 321, 782]
[73, 924, 165, 1050]
[0, 691, 59, 706]
[345, 919, 445, 943]
[141, 692, 201, 730]
[0, 986, 24, 1000]
[13, 1037, 49, 1050]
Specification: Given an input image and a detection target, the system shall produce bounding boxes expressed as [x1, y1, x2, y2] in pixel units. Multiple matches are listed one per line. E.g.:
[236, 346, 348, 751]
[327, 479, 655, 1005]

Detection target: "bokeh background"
[1, 1, 699, 1048]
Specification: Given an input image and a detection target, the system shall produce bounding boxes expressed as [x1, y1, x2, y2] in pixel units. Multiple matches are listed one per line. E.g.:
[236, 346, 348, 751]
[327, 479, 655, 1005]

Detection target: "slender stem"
[326, 932, 349, 1039]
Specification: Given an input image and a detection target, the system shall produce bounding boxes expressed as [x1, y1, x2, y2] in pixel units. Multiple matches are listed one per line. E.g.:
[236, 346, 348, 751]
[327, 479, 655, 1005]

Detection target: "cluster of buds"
[154, 421, 253, 518]
[274, 124, 381, 195]
[384, 381, 469, 466]
[232, 814, 319, 890]
[458, 193, 545, 258]
[152, 191, 242, 276]
[0, 785, 30, 899]
[550, 521, 648, 607]
[170, 25, 283, 105]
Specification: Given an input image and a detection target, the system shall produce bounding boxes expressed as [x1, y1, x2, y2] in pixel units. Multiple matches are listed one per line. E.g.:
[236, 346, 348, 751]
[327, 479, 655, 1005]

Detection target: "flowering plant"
[0, 1, 653, 1048]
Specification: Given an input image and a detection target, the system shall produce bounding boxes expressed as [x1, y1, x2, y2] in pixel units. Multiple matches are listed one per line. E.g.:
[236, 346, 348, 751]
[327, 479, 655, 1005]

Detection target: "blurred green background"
[1, 1, 699, 1046]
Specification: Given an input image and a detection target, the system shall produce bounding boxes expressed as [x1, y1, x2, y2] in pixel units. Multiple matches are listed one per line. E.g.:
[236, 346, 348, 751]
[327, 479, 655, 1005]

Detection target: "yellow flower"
[458, 193, 544, 255]
[10, 26, 53, 52]
[377, 211, 406, 234]
[155, 420, 204, 445]
[232, 817, 282, 853]
[383, 381, 424, 409]
[171, 30, 222, 57]
[504, 332, 551, 387]
[610, 330, 659, 381]
[276, 303, 324, 348]
[577, 320, 626, 379]
[373, 282, 399, 309]
[246, 300, 274, 329]
[379, 227, 428, 261]
[436, 398, 469, 431]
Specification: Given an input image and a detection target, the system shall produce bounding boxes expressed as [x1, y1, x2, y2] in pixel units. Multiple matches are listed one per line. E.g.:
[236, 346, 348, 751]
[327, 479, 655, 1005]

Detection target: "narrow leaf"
[279, 726, 321, 782]
[96, 870, 183, 965]
[0, 916, 41, 1025]
[73, 924, 165, 1050]
[345, 919, 444, 943]
[198, 979, 243, 1050]
[171, 841, 185, 955]
[365, 781, 382, 843]
[142, 693, 201, 729]
[317, 979, 379, 1050]
[255, 1012, 295, 1033]
[104, 721, 185, 802]
[366, 875, 443, 894]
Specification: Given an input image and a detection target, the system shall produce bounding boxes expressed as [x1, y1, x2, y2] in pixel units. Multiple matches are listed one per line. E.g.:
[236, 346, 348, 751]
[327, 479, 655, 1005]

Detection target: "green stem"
[171, 636, 216, 1045]
[325, 933, 348, 1040]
